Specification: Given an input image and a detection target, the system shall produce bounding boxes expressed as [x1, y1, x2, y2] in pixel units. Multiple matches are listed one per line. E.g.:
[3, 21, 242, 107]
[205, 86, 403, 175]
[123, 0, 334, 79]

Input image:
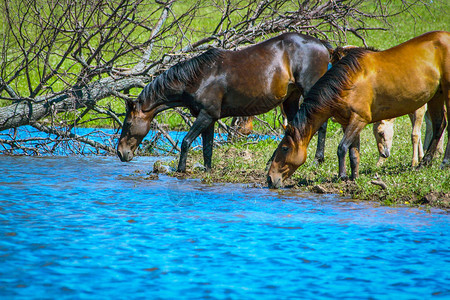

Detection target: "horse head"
[267, 125, 308, 189]
[372, 119, 395, 161]
[117, 98, 155, 162]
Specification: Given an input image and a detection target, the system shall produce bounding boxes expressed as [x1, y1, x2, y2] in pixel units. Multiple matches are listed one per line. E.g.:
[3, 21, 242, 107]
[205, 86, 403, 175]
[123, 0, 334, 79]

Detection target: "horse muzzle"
[117, 148, 134, 162]
[267, 174, 283, 189]
[380, 148, 390, 158]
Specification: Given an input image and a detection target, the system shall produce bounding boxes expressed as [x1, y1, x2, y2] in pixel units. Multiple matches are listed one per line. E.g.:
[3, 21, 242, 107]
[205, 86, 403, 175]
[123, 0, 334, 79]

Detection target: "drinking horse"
[334, 46, 443, 167]
[117, 33, 332, 172]
[267, 31, 449, 188]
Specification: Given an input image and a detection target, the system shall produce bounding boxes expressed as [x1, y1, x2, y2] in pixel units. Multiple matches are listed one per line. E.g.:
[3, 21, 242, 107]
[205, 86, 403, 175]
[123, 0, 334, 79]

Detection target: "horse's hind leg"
[420, 90, 446, 167]
[423, 109, 445, 154]
[282, 90, 301, 122]
[177, 110, 215, 172]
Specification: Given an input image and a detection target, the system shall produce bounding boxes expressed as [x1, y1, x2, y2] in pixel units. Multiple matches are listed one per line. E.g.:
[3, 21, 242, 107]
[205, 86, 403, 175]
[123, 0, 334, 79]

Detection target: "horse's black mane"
[138, 48, 224, 104]
[292, 47, 375, 134]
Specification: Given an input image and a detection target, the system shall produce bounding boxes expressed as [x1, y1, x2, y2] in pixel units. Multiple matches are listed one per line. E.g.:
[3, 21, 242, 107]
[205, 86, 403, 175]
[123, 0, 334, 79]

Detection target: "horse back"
[196, 33, 331, 117]
[429, 31, 450, 83]
[383, 31, 449, 76]
[353, 31, 450, 122]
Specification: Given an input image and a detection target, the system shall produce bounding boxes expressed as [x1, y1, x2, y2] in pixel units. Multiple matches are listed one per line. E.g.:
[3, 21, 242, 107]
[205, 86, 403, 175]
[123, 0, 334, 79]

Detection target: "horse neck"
[294, 104, 332, 144]
[141, 88, 185, 114]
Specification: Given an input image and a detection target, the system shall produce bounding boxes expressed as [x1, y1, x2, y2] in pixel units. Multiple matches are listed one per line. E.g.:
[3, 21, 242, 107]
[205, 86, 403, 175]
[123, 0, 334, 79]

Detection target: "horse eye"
[281, 146, 289, 152]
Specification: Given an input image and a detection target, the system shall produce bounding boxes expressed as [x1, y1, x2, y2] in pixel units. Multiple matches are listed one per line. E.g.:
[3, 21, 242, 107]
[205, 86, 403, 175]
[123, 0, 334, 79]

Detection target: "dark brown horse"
[117, 33, 332, 172]
[267, 31, 450, 188]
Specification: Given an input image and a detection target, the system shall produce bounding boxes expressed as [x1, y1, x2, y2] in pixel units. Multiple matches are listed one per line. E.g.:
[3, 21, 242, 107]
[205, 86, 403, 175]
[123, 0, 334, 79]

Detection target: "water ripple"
[0, 156, 449, 299]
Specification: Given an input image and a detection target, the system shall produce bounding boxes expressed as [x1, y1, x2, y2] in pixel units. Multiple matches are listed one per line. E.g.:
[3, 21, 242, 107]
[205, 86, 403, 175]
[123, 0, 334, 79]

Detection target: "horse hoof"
[419, 155, 434, 168]
[417, 160, 430, 169]
[339, 175, 349, 181]
[314, 157, 325, 165]
[193, 163, 207, 172]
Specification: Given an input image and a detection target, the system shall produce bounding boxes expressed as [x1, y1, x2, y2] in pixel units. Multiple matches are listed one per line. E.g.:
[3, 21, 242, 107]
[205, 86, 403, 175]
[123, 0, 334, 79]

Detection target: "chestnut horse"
[117, 33, 332, 172]
[334, 46, 440, 167]
[267, 31, 450, 188]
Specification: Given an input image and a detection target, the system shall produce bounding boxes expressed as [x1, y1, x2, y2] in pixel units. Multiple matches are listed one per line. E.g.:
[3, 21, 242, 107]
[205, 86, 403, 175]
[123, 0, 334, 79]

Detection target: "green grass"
[167, 114, 449, 207]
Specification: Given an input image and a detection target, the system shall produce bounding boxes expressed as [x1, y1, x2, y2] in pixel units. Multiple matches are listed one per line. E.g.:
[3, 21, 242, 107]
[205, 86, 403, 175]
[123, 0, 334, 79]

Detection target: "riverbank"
[151, 117, 449, 209]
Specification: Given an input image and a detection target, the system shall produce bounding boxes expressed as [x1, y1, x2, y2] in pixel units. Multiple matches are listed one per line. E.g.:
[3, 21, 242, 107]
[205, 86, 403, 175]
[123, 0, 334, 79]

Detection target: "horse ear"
[126, 99, 135, 111]
[285, 124, 295, 135]
[330, 46, 344, 65]
[285, 124, 301, 140]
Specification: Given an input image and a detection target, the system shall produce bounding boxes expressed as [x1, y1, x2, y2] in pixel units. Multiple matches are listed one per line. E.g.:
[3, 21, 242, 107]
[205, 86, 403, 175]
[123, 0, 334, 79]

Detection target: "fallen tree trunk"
[0, 76, 149, 131]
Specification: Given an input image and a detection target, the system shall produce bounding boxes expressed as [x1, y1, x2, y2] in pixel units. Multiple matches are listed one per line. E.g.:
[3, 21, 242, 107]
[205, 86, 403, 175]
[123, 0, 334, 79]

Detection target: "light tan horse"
[373, 105, 446, 167]
[337, 47, 443, 167]
[373, 106, 426, 167]
[267, 31, 450, 188]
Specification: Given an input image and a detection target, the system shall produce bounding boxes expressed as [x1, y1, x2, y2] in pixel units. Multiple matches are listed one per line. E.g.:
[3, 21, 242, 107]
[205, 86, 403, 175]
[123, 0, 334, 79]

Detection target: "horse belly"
[370, 68, 441, 121]
[221, 72, 293, 117]
[220, 92, 286, 117]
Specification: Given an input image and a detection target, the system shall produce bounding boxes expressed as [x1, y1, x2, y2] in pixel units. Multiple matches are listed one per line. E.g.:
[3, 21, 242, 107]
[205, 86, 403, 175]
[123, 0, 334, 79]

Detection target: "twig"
[371, 179, 388, 190]
[152, 120, 180, 152]
[31, 122, 116, 154]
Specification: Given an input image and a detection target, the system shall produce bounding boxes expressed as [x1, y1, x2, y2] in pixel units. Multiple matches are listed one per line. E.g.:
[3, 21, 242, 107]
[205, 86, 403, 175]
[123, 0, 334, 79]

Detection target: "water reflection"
[0, 155, 449, 299]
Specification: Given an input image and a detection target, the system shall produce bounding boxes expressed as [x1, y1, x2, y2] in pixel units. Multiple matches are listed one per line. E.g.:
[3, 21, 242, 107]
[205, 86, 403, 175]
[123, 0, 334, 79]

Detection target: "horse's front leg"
[177, 110, 214, 172]
[314, 120, 328, 164]
[201, 122, 215, 171]
[349, 135, 361, 180]
[409, 106, 426, 167]
[337, 139, 349, 180]
[337, 117, 366, 180]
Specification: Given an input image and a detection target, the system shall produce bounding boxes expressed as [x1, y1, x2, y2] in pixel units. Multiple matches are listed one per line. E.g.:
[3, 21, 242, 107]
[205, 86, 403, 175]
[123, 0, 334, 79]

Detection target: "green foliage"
[180, 115, 448, 206]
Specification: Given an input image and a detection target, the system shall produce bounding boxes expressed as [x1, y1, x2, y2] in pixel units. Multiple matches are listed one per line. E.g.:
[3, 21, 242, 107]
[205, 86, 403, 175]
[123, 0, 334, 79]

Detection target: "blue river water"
[0, 155, 449, 299]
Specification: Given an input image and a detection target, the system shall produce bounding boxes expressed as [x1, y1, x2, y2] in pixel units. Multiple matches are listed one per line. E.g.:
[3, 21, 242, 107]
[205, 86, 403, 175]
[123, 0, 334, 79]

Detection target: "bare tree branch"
[0, 0, 433, 156]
